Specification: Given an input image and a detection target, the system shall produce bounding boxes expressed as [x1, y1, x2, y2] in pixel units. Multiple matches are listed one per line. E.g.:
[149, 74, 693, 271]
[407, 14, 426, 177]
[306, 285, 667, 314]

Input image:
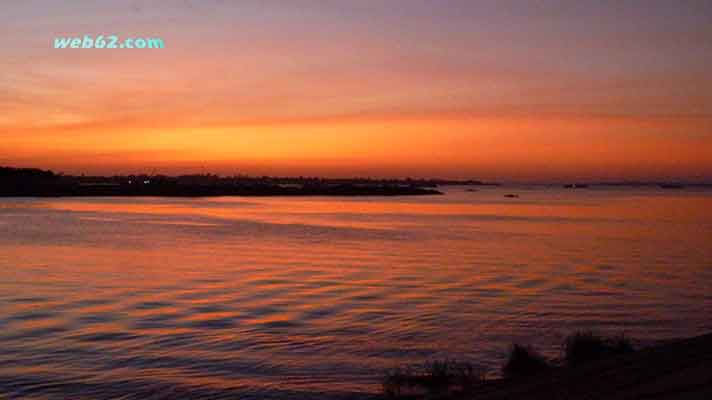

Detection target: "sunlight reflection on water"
[1, 186, 711, 398]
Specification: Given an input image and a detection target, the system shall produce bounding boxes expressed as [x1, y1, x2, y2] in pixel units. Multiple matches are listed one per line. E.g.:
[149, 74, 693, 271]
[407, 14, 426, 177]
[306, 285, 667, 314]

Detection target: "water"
[1, 186, 711, 398]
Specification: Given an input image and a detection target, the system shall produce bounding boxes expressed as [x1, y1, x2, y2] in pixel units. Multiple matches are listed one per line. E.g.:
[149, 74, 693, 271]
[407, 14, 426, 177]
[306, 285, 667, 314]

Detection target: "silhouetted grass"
[383, 360, 486, 398]
[383, 332, 636, 398]
[502, 344, 550, 380]
[564, 331, 634, 366]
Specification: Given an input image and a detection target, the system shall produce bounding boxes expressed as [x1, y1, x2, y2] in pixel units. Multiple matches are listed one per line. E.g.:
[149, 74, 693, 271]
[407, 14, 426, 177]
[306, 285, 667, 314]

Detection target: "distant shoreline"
[0, 184, 443, 198]
[1, 165, 458, 197]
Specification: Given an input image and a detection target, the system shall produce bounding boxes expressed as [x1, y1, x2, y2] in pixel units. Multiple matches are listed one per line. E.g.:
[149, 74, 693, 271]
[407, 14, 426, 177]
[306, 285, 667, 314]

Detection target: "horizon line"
[3, 165, 712, 186]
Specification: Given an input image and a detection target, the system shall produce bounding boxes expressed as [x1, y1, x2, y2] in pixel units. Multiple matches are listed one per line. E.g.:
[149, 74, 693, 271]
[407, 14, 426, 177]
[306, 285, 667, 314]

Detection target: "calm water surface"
[1, 187, 711, 398]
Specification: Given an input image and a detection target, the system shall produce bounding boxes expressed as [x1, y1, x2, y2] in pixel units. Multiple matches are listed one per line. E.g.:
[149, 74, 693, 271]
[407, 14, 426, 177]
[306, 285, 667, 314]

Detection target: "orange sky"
[1, 1, 711, 181]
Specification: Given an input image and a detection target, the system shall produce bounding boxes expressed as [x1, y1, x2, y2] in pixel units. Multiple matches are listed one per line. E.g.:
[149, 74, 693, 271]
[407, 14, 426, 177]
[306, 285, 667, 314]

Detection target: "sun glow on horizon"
[2, 1, 711, 181]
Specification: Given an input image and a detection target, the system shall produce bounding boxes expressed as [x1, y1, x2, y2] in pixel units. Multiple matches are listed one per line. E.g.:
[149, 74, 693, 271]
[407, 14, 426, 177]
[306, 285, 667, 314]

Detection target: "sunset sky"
[1, 0, 711, 181]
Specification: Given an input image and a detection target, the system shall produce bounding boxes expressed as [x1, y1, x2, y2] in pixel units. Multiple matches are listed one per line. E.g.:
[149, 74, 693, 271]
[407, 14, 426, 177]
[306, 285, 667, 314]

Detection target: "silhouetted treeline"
[0, 167, 57, 182]
[0, 166, 462, 197]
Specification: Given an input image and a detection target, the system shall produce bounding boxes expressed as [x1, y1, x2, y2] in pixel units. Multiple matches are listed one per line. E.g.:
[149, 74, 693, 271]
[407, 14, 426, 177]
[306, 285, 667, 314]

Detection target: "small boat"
[564, 183, 589, 189]
[465, 188, 478, 192]
[659, 183, 684, 189]
[504, 194, 519, 198]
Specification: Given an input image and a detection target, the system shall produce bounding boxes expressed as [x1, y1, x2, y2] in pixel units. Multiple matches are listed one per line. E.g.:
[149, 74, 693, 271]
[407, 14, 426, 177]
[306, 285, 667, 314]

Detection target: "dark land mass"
[0, 166, 455, 197]
[389, 332, 712, 400]
[471, 332, 712, 400]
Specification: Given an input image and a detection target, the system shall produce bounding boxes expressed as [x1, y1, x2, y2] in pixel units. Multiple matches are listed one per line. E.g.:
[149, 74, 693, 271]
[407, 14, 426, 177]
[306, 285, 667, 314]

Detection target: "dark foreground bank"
[484, 332, 712, 400]
[385, 332, 712, 400]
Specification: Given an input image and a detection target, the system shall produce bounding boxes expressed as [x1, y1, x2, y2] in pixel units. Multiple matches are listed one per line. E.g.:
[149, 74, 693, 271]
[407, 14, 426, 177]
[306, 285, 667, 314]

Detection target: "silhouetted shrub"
[383, 360, 486, 398]
[564, 331, 634, 366]
[502, 344, 550, 380]
[0, 166, 56, 182]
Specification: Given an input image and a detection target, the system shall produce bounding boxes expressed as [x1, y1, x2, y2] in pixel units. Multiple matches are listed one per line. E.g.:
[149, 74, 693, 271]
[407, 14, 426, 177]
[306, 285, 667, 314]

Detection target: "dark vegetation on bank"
[0, 166, 485, 197]
[382, 331, 652, 399]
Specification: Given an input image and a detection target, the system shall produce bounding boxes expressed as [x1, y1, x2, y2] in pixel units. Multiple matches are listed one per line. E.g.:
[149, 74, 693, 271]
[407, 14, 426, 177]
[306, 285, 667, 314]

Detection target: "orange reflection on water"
[1, 187, 712, 396]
